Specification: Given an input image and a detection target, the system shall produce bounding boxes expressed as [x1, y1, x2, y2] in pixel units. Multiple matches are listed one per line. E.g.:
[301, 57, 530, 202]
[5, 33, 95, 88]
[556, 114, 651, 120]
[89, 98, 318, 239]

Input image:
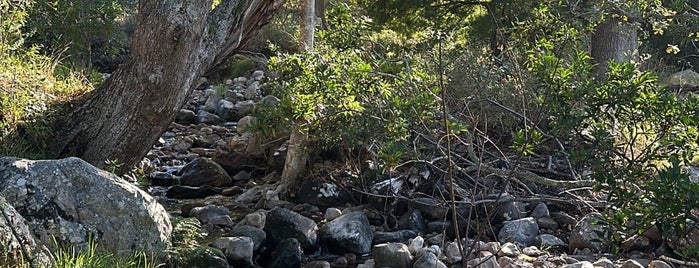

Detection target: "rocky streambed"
[135, 71, 699, 268]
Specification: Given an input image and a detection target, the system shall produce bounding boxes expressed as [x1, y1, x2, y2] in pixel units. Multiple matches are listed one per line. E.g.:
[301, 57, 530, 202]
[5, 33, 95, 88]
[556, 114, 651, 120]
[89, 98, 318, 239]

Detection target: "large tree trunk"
[54, 0, 284, 173]
[591, 16, 638, 80]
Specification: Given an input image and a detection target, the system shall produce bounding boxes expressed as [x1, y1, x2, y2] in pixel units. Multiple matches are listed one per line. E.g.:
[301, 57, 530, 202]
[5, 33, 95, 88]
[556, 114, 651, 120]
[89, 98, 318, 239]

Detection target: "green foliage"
[0, 0, 94, 159]
[0, 0, 31, 52]
[526, 13, 699, 243]
[511, 126, 543, 156]
[53, 238, 156, 268]
[23, 0, 134, 70]
[170, 217, 205, 248]
[0, 49, 91, 158]
[256, 3, 440, 165]
[643, 158, 699, 238]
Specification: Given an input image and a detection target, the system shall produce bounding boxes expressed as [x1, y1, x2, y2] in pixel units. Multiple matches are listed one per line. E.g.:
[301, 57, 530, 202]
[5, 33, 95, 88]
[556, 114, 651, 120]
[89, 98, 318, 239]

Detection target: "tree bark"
[54, 0, 284, 173]
[280, 0, 315, 191]
[299, 0, 315, 51]
[591, 16, 638, 80]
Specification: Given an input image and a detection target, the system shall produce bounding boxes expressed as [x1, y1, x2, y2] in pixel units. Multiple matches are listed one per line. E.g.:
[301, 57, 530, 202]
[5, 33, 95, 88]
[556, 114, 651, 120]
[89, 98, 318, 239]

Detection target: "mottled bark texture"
[54, 0, 284, 173]
[591, 16, 638, 80]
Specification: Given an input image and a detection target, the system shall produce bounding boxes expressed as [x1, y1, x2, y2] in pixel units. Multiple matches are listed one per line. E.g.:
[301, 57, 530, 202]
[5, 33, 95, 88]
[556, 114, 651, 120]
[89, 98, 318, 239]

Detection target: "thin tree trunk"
[299, 0, 315, 51]
[54, 0, 284, 174]
[591, 16, 638, 80]
[280, 0, 315, 191]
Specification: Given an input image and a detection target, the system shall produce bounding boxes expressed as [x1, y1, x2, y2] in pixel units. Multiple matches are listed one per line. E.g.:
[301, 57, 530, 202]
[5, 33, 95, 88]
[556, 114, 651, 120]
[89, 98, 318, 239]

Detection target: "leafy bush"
[526, 26, 699, 245]
[23, 0, 134, 71]
[255, 3, 440, 169]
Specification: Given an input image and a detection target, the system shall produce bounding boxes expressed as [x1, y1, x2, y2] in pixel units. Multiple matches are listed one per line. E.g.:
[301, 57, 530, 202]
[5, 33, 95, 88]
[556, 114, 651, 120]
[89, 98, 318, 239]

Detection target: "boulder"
[189, 205, 230, 225]
[175, 109, 197, 125]
[498, 217, 539, 247]
[226, 225, 266, 251]
[533, 234, 565, 249]
[203, 90, 222, 112]
[236, 115, 256, 134]
[235, 100, 256, 117]
[264, 207, 318, 249]
[196, 110, 224, 124]
[372, 243, 412, 268]
[493, 194, 527, 224]
[413, 251, 447, 268]
[530, 203, 550, 219]
[409, 197, 448, 220]
[569, 212, 611, 253]
[215, 99, 237, 121]
[373, 230, 418, 244]
[213, 145, 265, 174]
[320, 211, 373, 255]
[210, 236, 254, 265]
[0, 195, 53, 267]
[467, 256, 500, 268]
[268, 238, 303, 268]
[397, 209, 426, 233]
[166, 185, 222, 199]
[179, 158, 232, 187]
[667, 69, 699, 89]
[295, 180, 353, 209]
[0, 157, 171, 254]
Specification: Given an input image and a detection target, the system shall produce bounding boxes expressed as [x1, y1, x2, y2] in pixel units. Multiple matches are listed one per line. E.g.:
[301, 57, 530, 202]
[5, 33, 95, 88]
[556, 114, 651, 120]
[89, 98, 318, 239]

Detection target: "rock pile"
[137, 70, 699, 267]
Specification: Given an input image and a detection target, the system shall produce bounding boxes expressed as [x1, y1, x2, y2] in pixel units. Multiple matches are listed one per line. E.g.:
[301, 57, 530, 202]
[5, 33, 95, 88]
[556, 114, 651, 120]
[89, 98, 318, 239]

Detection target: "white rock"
[408, 236, 424, 255]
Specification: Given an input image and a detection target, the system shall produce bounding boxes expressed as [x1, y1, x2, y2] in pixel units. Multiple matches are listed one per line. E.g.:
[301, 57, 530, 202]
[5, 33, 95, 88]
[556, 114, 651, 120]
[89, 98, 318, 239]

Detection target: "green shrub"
[527, 31, 699, 247]
[23, 0, 134, 71]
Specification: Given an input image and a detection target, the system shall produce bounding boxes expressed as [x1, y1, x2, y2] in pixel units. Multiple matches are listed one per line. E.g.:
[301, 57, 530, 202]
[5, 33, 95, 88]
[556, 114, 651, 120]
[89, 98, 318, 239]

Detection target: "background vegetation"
[1, 0, 699, 262]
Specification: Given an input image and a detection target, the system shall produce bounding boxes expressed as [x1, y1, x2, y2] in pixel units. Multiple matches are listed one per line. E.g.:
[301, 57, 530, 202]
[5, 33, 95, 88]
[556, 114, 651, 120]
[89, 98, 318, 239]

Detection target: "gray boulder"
[533, 234, 565, 248]
[196, 110, 224, 124]
[0, 157, 171, 254]
[265, 207, 318, 249]
[189, 205, 231, 225]
[210, 236, 254, 265]
[498, 217, 539, 247]
[466, 256, 500, 268]
[569, 212, 611, 253]
[179, 157, 232, 187]
[398, 209, 426, 233]
[373, 230, 417, 244]
[268, 238, 303, 268]
[0, 195, 53, 267]
[320, 211, 373, 255]
[493, 194, 527, 224]
[226, 225, 266, 251]
[175, 109, 197, 125]
[530, 203, 550, 219]
[215, 99, 237, 121]
[667, 69, 699, 89]
[203, 90, 222, 112]
[413, 251, 447, 268]
[372, 243, 412, 268]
